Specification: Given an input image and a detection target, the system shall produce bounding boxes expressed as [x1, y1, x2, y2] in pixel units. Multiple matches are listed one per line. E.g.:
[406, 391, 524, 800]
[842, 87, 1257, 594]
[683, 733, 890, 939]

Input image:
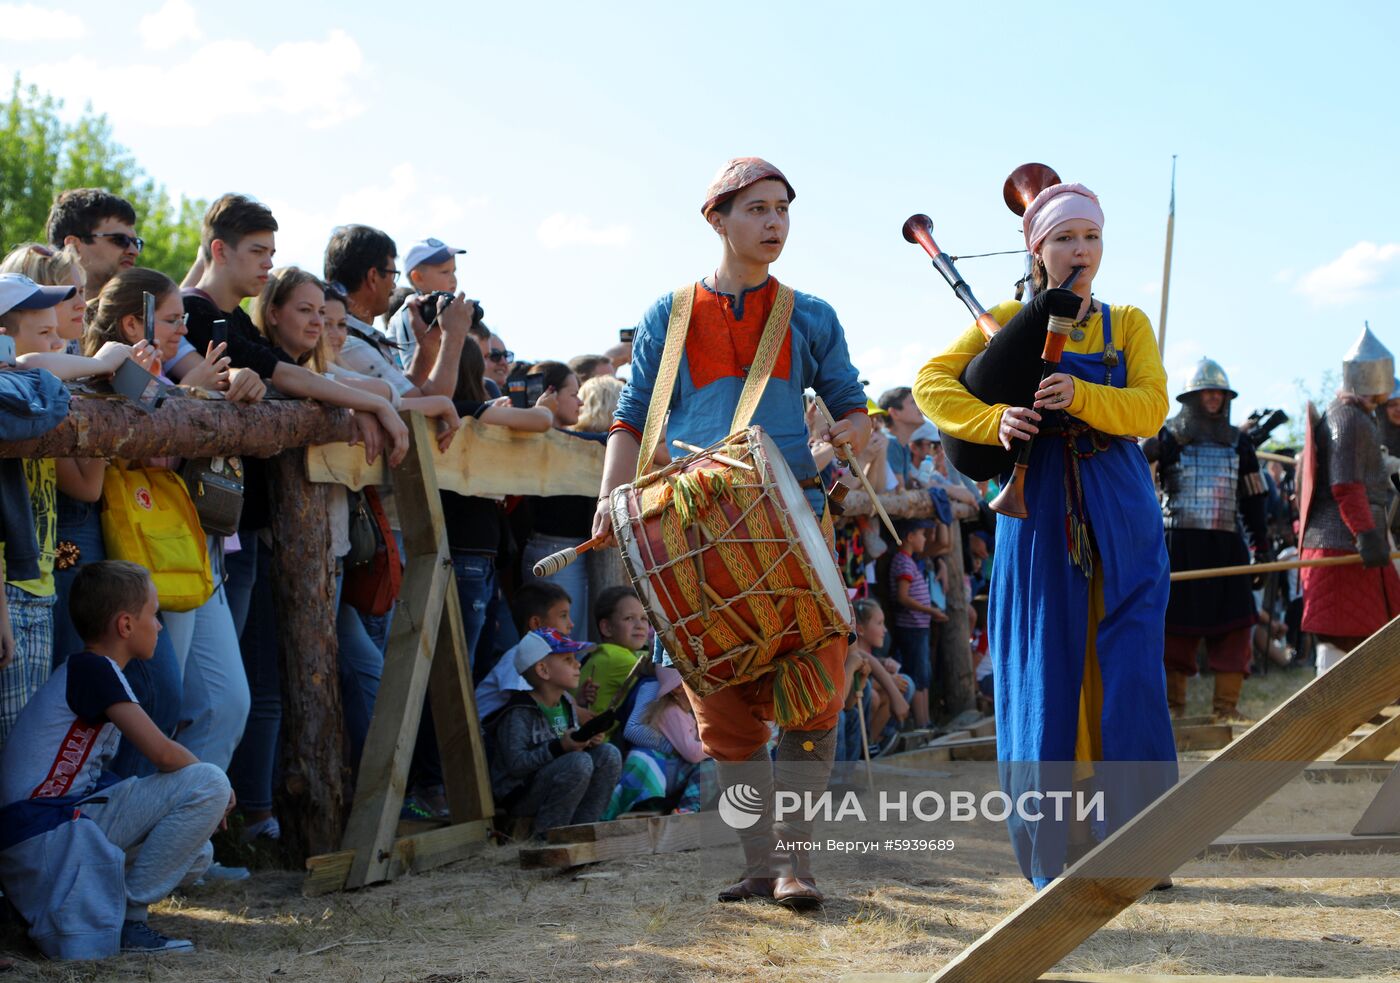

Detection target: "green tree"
[0, 76, 204, 281]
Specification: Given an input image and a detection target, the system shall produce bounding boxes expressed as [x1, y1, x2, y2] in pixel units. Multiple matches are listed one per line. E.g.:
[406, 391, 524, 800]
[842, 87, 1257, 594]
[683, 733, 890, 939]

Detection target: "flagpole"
[1157, 155, 1177, 356]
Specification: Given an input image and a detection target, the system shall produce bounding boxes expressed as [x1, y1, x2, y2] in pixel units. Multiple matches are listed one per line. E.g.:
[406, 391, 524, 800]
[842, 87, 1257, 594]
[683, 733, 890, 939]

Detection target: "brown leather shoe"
[772, 876, 825, 910]
[718, 876, 774, 903]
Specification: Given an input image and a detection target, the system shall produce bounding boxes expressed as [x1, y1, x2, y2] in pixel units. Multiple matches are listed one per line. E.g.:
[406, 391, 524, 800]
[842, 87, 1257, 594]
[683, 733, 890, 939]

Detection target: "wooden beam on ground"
[1173, 723, 1236, 752]
[0, 392, 354, 459]
[1352, 762, 1400, 835]
[1304, 761, 1395, 783]
[518, 812, 728, 869]
[921, 616, 1400, 983]
[1170, 714, 1215, 728]
[267, 450, 345, 865]
[1202, 831, 1400, 858]
[1339, 711, 1400, 762]
[303, 819, 490, 896]
[308, 416, 604, 497]
[845, 975, 1391, 983]
[339, 414, 458, 889]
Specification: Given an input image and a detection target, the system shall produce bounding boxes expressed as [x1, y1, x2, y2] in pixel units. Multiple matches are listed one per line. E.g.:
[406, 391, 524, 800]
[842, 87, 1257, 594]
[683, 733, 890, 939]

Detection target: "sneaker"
[400, 794, 435, 822]
[196, 861, 251, 885]
[121, 919, 194, 954]
[240, 816, 281, 843]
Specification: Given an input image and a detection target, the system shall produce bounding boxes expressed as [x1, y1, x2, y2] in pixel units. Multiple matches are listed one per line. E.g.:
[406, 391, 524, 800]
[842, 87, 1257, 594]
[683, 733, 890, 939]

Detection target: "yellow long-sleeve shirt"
[913, 300, 1169, 446]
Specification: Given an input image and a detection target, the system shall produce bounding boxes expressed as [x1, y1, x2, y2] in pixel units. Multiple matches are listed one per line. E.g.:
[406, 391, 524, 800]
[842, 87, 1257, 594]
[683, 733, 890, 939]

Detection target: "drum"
[610, 426, 853, 706]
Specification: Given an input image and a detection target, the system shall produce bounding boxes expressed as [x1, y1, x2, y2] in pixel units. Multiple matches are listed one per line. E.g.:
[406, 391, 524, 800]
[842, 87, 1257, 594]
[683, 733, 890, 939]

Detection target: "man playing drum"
[593, 158, 870, 909]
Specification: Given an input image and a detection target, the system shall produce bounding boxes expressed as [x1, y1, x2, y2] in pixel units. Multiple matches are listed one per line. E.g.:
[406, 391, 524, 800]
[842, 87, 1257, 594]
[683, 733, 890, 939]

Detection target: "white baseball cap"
[403, 237, 466, 275]
[0, 273, 76, 318]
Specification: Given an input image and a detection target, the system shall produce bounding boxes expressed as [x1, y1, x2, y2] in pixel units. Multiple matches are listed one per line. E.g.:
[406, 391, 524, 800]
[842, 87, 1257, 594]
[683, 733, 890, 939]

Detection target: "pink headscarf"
[1022, 182, 1104, 253]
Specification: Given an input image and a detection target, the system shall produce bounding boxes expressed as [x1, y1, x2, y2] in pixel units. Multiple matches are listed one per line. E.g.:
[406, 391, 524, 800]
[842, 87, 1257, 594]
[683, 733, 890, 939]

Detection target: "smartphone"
[619, 326, 635, 343]
[0, 334, 15, 365]
[212, 319, 228, 348]
[142, 291, 156, 346]
[507, 367, 547, 409]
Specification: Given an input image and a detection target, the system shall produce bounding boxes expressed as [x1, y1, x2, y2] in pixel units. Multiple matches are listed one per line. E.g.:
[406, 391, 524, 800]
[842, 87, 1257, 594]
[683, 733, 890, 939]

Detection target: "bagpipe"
[902, 163, 1082, 518]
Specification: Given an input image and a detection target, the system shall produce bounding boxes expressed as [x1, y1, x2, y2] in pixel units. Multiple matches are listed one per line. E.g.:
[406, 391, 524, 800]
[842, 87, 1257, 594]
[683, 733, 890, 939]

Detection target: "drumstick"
[531, 532, 610, 577]
[671, 439, 755, 471]
[812, 396, 901, 545]
[856, 684, 875, 791]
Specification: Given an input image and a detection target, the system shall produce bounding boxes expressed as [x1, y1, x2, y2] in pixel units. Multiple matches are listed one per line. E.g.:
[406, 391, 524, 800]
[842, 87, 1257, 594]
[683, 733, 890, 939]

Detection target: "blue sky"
[5, 0, 1399, 424]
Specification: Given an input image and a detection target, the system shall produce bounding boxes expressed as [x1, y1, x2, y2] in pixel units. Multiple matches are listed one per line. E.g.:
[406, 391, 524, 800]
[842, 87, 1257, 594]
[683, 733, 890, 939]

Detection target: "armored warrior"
[1145, 359, 1271, 721]
[1300, 326, 1400, 673]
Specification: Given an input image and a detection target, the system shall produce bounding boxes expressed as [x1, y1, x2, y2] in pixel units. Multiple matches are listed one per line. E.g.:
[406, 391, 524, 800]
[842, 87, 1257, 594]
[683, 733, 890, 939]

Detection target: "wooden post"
[336, 413, 491, 889]
[923, 616, 1400, 983]
[267, 450, 345, 864]
[936, 518, 975, 719]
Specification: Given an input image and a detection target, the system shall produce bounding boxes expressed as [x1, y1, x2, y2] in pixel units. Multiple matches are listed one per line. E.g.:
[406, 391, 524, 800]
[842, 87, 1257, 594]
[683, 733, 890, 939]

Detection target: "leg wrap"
[716, 745, 777, 876]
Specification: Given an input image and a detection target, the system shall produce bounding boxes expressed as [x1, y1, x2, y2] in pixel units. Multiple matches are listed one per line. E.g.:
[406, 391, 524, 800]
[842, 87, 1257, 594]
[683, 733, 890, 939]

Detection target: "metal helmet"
[1176, 357, 1238, 402]
[1342, 323, 1395, 397]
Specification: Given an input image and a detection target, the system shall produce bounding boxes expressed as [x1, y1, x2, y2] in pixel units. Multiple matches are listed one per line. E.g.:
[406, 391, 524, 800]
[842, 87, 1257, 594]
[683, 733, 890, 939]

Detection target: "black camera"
[1247, 407, 1289, 448]
[417, 291, 455, 327]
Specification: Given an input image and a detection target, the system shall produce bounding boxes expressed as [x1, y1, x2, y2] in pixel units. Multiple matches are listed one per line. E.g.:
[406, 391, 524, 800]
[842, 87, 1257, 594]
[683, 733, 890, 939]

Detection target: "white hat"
[512, 628, 594, 675]
[910, 421, 941, 443]
[0, 273, 75, 318]
[403, 237, 465, 275]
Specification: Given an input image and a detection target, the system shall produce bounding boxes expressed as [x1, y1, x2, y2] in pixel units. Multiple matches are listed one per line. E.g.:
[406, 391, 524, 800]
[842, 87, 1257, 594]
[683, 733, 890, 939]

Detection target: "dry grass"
[7, 666, 1400, 982]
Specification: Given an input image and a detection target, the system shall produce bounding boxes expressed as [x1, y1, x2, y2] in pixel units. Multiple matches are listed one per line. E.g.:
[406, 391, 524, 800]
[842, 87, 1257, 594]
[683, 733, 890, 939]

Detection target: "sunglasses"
[85, 232, 145, 253]
[488, 348, 514, 363]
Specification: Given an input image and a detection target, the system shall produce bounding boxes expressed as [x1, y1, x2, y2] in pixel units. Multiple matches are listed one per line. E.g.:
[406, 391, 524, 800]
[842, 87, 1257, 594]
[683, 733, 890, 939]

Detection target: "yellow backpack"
[100, 462, 214, 612]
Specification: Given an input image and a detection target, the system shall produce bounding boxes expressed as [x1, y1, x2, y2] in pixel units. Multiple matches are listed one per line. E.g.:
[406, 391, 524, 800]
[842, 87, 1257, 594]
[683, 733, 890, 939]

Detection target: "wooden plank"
[341, 414, 455, 888]
[1173, 723, 1236, 752]
[1170, 714, 1215, 728]
[1352, 761, 1400, 835]
[1203, 831, 1400, 858]
[308, 416, 603, 497]
[519, 811, 717, 869]
[967, 717, 997, 738]
[303, 819, 490, 896]
[879, 745, 953, 768]
[1339, 711, 1400, 762]
[923, 616, 1400, 983]
[1304, 762, 1395, 783]
[846, 975, 1391, 983]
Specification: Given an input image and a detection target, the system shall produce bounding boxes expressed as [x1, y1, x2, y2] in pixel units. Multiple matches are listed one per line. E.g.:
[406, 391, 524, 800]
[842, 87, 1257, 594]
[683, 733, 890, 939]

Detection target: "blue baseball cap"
[0, 273, 76, 317]
[403, 237, 466, 275]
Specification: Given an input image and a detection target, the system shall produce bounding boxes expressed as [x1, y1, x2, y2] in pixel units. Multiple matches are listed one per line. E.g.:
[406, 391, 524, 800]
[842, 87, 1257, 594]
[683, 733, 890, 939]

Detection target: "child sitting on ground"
[575, 585, 653, 740]
[475, 582, 595, 719]
[606, 666, 716, 818]
[0, 561, 233, 957]
[484, 628, 621, 836]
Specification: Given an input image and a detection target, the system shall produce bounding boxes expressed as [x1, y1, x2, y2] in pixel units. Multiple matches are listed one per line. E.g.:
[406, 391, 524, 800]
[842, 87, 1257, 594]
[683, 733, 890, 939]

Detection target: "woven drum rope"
[620, 428, 845, 724]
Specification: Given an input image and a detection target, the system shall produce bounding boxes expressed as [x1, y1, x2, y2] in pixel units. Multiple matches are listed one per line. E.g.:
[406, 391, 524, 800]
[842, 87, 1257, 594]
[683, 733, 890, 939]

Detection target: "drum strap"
[635, 279, 796, 480]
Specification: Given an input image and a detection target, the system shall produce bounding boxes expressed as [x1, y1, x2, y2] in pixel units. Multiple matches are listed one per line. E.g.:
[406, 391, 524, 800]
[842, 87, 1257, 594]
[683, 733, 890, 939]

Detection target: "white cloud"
[1295, 241, 1400, 305]
[0, 3, 83, 40]
[263, 164, 489, 272]
[537, 213, 631, 249]
[24, 29, 365, 129]
[139, 0, 201, 50]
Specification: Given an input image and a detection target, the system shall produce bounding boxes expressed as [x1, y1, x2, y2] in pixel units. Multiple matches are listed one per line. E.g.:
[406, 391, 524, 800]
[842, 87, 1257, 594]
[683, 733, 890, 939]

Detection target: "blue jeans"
[333, 569, 385, 770]
[890, 624, 932, 692]
[223, 535, 259, 639]
[451, 552, 496, 670]
[51, 493, 105, 668]
[163, 538, 250, 771]
[227, 541, 280, 813]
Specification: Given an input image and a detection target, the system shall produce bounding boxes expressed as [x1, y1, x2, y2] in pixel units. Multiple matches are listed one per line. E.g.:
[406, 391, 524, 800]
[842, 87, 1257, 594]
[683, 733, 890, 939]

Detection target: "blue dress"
[989, 306, 1178, 887]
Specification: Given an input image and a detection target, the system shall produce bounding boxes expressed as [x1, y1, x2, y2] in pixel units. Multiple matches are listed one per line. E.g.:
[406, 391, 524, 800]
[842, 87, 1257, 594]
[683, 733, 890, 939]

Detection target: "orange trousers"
[683, 634, 848, 762]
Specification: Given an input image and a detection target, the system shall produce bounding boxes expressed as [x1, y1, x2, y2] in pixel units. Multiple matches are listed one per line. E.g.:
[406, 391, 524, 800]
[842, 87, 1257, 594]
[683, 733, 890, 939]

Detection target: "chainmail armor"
[1302, 398, 1389, 550]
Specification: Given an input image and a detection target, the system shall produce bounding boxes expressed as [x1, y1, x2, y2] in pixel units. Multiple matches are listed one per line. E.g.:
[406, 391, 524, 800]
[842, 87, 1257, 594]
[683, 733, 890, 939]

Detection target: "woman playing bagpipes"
[913, 183, 1178, 887]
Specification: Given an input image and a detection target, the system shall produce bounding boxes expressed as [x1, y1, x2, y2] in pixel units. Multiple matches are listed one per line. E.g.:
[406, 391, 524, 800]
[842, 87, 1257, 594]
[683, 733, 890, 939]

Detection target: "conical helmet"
[1342, 323, 1394, 397]
[1177, 357, 1237, 402]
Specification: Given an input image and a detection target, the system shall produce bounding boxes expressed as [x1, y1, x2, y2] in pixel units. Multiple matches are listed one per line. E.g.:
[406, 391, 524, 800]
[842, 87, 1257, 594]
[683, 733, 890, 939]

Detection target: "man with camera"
[326, 227, 471, 400]
[1142, 358, 1271, 722]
